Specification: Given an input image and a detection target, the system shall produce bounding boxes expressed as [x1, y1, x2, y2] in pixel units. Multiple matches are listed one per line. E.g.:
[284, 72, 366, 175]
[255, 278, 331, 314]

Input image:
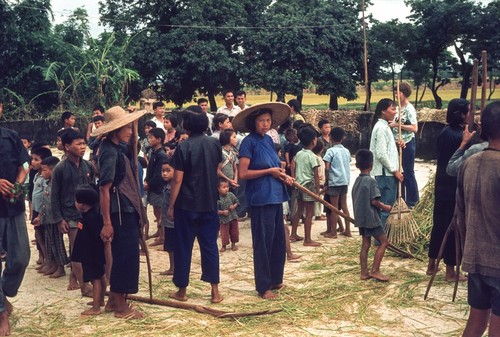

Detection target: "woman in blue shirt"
[234, 103, 293, 299]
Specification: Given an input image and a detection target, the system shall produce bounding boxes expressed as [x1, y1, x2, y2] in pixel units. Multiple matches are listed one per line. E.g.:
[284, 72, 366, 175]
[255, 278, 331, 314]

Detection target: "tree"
[406, 0, 478, 108]
[310, 0, 363, 110]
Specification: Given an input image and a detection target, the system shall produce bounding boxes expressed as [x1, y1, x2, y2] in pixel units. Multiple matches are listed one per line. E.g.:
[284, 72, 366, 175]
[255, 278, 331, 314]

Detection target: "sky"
[47, 0, 493, 36]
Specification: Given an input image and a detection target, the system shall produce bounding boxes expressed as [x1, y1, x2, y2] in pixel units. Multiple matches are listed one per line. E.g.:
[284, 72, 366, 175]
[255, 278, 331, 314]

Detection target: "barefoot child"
[51, 129, 95, 295]
[323, 127, 352, 238]
[217, 179, 239, 252]
[35, 156, 69, 278]
[29, 146, 52, 270]
[160, 159, 175, 276]
[145, 128, 167, 247]
[217, 129, 239, 191]
[352, 150, 392, 282]
[73, 185, 106, 315]
[290, 127, 321, 247]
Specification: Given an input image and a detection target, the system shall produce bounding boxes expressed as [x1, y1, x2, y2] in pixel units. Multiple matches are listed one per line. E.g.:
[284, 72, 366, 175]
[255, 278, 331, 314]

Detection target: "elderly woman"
[92, 106, 145, 319]
[233, 103, 293, 299]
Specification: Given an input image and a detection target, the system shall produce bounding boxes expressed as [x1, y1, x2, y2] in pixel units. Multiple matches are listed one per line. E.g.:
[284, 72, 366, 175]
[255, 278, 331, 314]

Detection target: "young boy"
[352, 149, 392, 282]
[160, 159, 175, 275]
[323, 127, 352, 238]
[284, 128, 300, 173]
[51, 129, 95, 295]
[141, 120, 157, 162]
[217, 179, 239, 252]
[60, 111, 79, 132]
[145, 128, 167, 246]
[73, 184, 106, 316]
[87, 115, 105, 162]
[317, 119, 332, 155]
[86, 105, 105, 141]
[290, 127, 321, 247]
[36, 156, 69, 278]
[29, 147, 52, 269]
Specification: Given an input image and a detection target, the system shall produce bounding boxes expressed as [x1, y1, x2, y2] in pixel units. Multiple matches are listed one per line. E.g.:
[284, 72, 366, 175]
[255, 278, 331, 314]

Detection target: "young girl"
[211, 113, 232, 139]
[217, 129, 239, 190]
[74, 185, 106, 315]
[160, 159, 175, 276]
[217, 179, 239, 252]
[164, 114, 178, 144]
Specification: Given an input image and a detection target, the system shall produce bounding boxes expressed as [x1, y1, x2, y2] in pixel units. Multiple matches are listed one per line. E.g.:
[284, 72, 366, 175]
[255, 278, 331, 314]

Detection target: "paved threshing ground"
[8, 157, 471, 336]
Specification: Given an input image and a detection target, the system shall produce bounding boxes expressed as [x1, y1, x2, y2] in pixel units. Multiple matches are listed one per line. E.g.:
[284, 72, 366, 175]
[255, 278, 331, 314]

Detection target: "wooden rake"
[384, 81, 420, 246]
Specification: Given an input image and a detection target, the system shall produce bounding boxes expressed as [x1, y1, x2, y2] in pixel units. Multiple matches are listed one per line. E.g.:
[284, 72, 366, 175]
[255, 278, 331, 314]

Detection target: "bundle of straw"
[385, 81, 420, 246]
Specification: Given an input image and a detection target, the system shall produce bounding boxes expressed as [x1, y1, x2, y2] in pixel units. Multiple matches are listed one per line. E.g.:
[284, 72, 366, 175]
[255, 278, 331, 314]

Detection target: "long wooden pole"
[362, 0, 370, 111]
[292, 181, 419, 259]
[481, 50, 487, 115]
[468, 59, 479, 132]
[101, 292, 281, 318]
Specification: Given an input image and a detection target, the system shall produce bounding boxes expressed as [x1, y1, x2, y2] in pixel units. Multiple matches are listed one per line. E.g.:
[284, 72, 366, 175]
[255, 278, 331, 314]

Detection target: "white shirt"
[217, 105, 241, 118]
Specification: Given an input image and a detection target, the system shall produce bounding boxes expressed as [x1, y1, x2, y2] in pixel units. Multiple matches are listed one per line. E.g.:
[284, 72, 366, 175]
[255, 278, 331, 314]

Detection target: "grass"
[10, 175, 470, 336]
[163, 87, 500, 110]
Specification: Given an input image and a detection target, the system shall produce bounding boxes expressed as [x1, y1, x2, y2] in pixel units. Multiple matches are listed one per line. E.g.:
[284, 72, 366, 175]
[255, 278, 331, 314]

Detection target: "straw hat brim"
[91, 107, 146, 137]
[231, 102, 291, 133]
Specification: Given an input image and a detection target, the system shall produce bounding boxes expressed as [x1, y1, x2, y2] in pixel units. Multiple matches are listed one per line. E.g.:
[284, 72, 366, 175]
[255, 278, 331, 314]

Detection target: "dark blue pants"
[401, 138, 419, 207]
[250, 204, 286, 295]
[375, 175, 397, 229]
[0, 214, 30, 312]
[110, 212, 140, 294]
[173, 207, 219, 288]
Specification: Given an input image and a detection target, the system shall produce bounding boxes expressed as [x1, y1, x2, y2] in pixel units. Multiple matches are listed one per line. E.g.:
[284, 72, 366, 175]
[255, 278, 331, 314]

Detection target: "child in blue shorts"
[352, 150, 392, 282]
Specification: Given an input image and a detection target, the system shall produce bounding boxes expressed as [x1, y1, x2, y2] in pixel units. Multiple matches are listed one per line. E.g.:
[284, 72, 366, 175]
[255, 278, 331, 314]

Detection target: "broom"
[384, 81, 420, 245]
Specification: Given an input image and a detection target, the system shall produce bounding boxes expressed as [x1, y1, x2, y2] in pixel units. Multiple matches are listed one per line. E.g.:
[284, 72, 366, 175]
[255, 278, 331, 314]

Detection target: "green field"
[165, 87, 500, 110]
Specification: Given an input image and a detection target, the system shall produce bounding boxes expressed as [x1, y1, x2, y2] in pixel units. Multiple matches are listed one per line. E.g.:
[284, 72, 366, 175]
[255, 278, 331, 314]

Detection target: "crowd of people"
[0, 86, 498, 336]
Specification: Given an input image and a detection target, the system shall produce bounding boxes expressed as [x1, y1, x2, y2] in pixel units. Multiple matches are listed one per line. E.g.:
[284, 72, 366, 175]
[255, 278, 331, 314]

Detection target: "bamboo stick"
[481, 50, 487, 115]
[116, 293, 282, 318]
[362, 0, 370, 111]
[468, 59, 479, 132]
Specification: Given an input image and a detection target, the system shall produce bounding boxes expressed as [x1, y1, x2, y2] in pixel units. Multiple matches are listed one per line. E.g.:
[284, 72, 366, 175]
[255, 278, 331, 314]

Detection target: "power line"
[11, 4, 360, 31]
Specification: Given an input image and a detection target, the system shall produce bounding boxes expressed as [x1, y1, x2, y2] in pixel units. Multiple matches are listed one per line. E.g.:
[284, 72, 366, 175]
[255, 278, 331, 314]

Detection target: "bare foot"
[340, 231, 352, 237]
[260, 290, 277, 300]
[169, 291, 188, 302]
[36, 256, 43, 265]
[445, 273, 467, 282]
[369, 271, 389, 282]
[320, 230, 329, 235]
[303, 240, 322, 247]
[43, 265, 58, 276]
[67, 274, 80, 291]
[0, 311, 10, 336]
[81, 284, 93, 297]
[360, 273, 372, 280]
[86, 300, 105, 307]
[289, 235, 304, 242]
[149, 239, 163, 247]
[211, 291, 224, 304]
[104, 301, 116, 313]
[287, 254, 302, 262]
[81, 308, 101, 316]
[159, 269, 174, 276]
[49, 268, 66, 278]
[114, 308, 144, 319]
[315, 215, 327, 221]
[271, 284, 285, 291]
[231, 244, 238, 251]
[150, 231, 159, 238]
[4, 299, 13, 316]
[219, 246, 226, 253]
[323, 232, 338, 239]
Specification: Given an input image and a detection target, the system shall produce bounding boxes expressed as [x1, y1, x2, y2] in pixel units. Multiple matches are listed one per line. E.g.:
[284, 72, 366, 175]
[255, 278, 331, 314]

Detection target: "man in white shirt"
[235, 90, 250, 111]
[198, 98, 214, 133]
[217, 90, 241, 118]
[151, 102, 166, 131]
